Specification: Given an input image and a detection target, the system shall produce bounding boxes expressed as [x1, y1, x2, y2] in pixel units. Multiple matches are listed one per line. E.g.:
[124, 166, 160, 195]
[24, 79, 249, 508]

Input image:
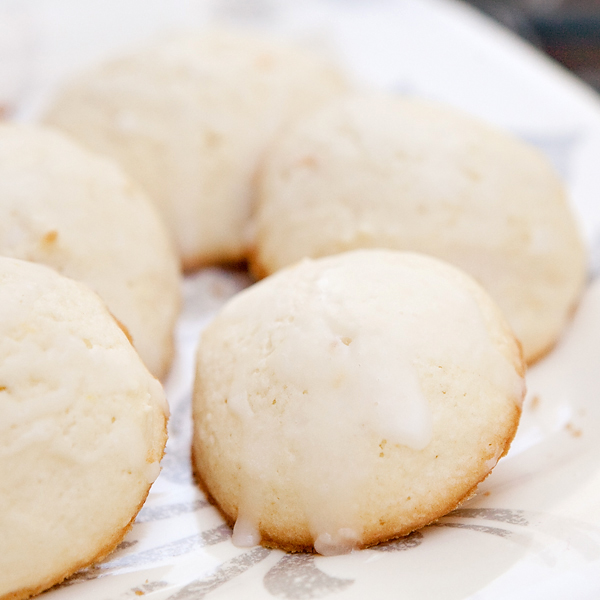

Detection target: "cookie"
[0, 257, 168, 600]
[0, 123, 180, 379]
[43, 29, 348, 270]
[192, 250, 525, 555]
[252, 93, 587, 364]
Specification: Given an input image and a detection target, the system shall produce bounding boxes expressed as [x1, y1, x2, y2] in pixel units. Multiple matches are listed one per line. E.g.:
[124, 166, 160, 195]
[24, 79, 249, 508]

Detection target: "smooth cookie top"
[44, 29, 348, 269]
[0, 123, 181, 379]
[252, 93, 587, 363]
[193, 250, 525, 555]
[0, 257, 168, 600]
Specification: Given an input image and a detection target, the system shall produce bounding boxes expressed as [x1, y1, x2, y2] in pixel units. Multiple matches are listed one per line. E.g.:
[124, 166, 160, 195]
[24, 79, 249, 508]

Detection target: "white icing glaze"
[232, 515, 261, 548]
[484, 449, 504, 474]
[144, 461, 162, 484]
[213, 251, 523, 553]
[0, 261, 168, 479]
[0, 258, 168, 596]
[314, 529, 361, 556]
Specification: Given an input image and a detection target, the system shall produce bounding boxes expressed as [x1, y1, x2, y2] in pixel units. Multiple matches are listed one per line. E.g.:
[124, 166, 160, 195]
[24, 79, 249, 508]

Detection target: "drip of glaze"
[219, 253, 525, 556]
[144, 461, 161, 484]
[232, 515, 261, 548]
[314, 529, 361, 556]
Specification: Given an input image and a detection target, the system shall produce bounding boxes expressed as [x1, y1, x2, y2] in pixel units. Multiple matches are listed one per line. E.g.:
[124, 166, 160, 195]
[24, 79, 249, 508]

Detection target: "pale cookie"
[0, 257, 168, 600]
[192, 250, 525, 555]
[44, 29, 348, 269]
[0, 123, 180, 379]
[252, 93, 587, 364]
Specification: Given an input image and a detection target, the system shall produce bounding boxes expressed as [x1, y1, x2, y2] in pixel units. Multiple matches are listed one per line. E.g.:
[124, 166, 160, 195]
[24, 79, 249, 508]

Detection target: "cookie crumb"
[565, 422, 582, 438]
[42, 230, 58, 245]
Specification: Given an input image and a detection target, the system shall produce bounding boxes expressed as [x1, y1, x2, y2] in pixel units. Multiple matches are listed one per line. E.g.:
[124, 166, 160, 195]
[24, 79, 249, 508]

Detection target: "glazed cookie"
[252, 93, 587, 364]
[44, 29, 348, 269]
[192, 250, 525, 555]
[0, 123, 180, 379]
[0, 257, 168, 600]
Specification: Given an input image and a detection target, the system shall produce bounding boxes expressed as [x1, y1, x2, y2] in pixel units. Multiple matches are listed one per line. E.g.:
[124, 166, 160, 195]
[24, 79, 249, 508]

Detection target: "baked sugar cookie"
[44, 29, 348, 269]
[252, 93, 587, 363]
[0, 123, 180, 379]
[0, 257, 168, 600]
[192, 250, 525, 555]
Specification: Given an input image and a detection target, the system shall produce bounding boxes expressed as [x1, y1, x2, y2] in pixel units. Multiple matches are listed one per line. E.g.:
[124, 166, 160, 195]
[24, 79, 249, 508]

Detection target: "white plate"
[14, 1, 600, 598]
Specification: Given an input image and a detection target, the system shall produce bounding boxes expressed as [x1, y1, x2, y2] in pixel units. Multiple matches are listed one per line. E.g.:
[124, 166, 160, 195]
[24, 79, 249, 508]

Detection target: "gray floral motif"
[435, 508, 533, 543]
[435, 523, 515, 539]
[59, 507, 600, 596]
[448, 508, 529, 526]
[160, 393, 194, 485]
[136, 499, 210, 523]
[443, 507, 600, 561]
[167, 546, 272, 600]
[264, 554, 354, 599]
[371, 530, 423, 552]
[61, 524, 232, 586]
[104, 524, 233, 570]
[263, 530, 424, 599]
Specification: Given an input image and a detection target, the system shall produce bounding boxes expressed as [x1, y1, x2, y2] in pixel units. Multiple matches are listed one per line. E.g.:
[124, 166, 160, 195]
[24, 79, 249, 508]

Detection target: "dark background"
[465, 0, 600, 89]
